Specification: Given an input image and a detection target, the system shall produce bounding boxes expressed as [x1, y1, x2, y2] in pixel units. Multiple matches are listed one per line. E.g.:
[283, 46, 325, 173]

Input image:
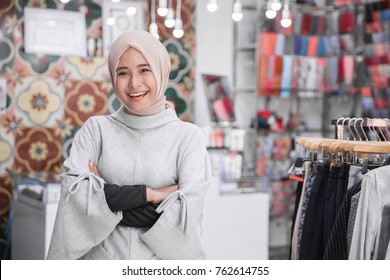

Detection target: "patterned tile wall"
[0, 0, 196, 255]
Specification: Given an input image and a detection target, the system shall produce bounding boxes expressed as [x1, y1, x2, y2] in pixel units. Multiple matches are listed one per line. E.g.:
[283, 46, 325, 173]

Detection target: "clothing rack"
[296, 117, 390, 173]
[290, 117, 390, 260]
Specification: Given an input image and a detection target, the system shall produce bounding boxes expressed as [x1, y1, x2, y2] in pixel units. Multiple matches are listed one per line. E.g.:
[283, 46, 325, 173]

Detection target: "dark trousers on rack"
[323, 163, 349, 251]
[299, 162, 329, 260]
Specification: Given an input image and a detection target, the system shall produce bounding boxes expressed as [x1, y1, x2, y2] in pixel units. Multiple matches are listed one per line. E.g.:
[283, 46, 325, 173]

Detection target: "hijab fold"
[108, 30, 174, 116]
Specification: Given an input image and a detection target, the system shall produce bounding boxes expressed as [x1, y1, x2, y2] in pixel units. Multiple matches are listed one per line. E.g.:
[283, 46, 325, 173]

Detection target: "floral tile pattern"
[166, 85, 187, 116]
[0, 0, 14, 18]
[16, 42, 63, 75]
[164, 39, 192, 84]
[1, 115, 23, 136]
[64, 55, 107, 81]
[14, 77, 64, 126]
[108, 88, 121, 114]
[0, 75, 14, 127]
[14, 127, 62, 174]
[64, 80, 108, 126]
[167, 83, 192, 122]
[63, 0, 102, 28]
[0, 127, 14, 176]
[61, 126, 79, 160]
[4, 60, 31, 92]
[0, 31, 14, 75]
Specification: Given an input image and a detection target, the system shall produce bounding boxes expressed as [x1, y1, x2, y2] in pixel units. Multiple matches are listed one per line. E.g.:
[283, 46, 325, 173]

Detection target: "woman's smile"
[128, 91, 148, 101]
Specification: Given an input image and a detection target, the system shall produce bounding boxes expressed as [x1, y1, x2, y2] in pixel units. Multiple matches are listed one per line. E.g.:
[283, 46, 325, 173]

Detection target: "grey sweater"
[47, 108, 212, 260]
[349, 165, 390, 260]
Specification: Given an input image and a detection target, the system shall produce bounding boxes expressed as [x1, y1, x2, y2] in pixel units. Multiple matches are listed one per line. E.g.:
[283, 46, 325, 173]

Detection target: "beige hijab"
[108, 30, 174, 116]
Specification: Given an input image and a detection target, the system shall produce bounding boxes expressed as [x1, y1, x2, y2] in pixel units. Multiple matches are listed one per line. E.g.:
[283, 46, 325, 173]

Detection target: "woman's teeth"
[129, 91, 147, 97]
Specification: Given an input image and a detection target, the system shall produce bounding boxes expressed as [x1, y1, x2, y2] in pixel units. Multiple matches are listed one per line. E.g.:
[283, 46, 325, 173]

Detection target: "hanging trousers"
[299, 162, 329, 259]
[323, 163, 350, 250]
[324, 181, 362, 259]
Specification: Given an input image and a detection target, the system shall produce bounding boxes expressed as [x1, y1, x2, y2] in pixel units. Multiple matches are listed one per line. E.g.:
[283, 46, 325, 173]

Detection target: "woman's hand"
[147, 184, 178, 204]
[89, 159, 101, 177]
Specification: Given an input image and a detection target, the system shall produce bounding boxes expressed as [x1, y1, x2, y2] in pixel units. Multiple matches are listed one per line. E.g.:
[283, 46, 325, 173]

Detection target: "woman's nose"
[128, 74, 141, 88]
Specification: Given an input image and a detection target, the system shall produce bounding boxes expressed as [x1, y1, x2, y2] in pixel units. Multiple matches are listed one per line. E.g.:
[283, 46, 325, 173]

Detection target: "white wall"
[194, 0, 234, 126]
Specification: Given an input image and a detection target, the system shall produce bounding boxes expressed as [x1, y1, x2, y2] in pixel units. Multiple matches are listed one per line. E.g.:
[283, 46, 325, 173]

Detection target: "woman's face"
[115, 47, 157, 112]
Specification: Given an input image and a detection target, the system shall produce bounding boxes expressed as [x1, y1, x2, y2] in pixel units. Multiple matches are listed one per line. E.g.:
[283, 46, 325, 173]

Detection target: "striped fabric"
[323, 181, 362, 260]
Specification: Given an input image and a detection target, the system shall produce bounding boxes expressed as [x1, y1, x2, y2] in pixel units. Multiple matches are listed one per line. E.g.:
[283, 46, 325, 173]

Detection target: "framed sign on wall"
[102, 0, 146, 57]
[24, 7, 87, 57]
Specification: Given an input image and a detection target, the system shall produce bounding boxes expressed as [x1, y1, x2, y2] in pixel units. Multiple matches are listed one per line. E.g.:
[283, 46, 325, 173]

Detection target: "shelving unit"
[232, 0, 262, 177]
[256, 1, 371, 137]
[231, 0, 295, 260]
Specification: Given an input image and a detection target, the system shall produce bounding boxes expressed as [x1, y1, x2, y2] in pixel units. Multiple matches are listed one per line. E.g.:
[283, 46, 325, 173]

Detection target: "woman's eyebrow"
[116, 64, 150, 71]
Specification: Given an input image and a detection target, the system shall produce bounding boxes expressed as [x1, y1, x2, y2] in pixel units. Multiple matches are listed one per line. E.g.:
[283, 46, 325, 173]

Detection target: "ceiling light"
[157, 0, 168, 17]
[164, 0, 175, 28]
[149, 0, 159, 39]
[232, 0, 243, 22]
[173, 0, 183, 38]
[207, 0, 218, 12]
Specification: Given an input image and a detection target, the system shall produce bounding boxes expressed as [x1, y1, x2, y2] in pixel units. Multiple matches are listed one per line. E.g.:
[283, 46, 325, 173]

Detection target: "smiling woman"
[47, 30, 212, 260]
[114, 47, 158, 112]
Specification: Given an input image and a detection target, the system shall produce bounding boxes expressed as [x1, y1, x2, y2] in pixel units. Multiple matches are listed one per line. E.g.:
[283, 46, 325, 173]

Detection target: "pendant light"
[157, 0, 168, 17]
[149, 0, 159, 39]
[271, 0, 282, 12]
[207, 0, 218, 13]
[173, 0, 184, 38]
[164, 0, 175, 28]
[232, 0, 243, 22]
[265, 0, 277, 19]
[280, 0, 292, 28]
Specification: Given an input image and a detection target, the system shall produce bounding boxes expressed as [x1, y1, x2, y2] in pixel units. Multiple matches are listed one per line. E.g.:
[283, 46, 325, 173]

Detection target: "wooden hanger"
[296, 137, 323, 146]
[353, 142, 390, 155]
[297, 136, 390, 154]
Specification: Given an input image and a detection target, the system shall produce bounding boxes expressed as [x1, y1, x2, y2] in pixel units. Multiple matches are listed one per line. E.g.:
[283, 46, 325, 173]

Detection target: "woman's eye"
[117, 71, 128, 76]
[140, 68, 151, 73]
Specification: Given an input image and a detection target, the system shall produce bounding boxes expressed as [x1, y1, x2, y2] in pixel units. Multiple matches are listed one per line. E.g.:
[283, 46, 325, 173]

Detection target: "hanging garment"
[281, 56, 294, 98]
[317, 15, 327, 35]
[289, 180, 304, 259]
[324, 181, 362, 259]
[275, 34, 285, 56]
[296, 161, 319, 259]
[349, 165, 390, 260]
[317, 36, 326, 57]
[299, 162, 330, 260]
[323, 163, 349, 252]
[339, 11, 355, 34]
[307, 36, 318, 57]
[290, 161, 312, 259]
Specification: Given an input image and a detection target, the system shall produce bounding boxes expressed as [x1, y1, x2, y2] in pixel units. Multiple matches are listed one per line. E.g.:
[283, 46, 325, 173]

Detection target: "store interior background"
[1, 0, 389, 259]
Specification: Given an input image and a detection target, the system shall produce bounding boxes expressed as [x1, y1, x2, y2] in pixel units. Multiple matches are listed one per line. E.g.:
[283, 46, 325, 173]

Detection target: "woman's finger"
[89, 160, 100, 177]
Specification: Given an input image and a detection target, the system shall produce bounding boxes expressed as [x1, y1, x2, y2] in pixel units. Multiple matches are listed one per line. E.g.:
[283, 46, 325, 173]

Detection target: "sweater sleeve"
[103, 183, 147, 211]
[47, 118, 122, 260]
[104, 183, 161, 227]
[140, 126, 213, 259]
[119, 204, 161, 228]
